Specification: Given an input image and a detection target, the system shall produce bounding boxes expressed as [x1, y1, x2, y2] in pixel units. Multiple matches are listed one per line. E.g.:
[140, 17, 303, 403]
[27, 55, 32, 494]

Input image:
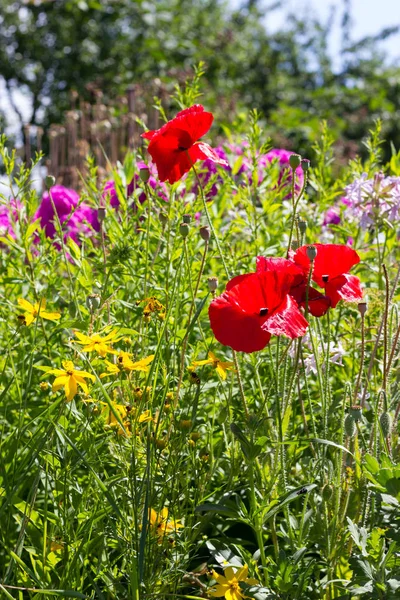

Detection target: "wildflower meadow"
[1, 79, 400, 600]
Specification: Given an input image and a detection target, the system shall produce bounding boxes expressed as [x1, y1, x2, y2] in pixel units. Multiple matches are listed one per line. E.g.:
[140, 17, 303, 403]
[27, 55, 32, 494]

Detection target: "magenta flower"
[323, 207, 341, 226]
[0, 199, 21, 239]
[103, 162, 168, 208]
[34, 185, 99, 244]
[263, 148, 304, 195]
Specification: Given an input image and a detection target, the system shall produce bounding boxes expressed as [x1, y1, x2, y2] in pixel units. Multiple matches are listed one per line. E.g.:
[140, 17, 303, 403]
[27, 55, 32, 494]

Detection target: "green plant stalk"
[248, 458, 268, 585]
[286, 167, 308, 256]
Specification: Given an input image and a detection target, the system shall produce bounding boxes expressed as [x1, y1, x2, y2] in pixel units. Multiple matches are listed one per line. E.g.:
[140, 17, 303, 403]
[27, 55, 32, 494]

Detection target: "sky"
[264, 0, 400, 66]
[1, 0, 400, 139]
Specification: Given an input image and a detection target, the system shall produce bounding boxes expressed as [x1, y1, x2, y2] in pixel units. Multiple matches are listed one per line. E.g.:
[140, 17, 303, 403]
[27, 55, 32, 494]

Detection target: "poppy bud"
[380, 412, 392, 437]
[139, 166, 150, 183]
[207, 277, 218, 293]
[179, 222, 189, 238]
[86, 293, 101, 313]
[306, 245, 317, 262]
[45, 175, 56, 189]
[159, 211, 168, 225]
[344, 413, 356, 438]
[200, 225, 210, 241]
[291, 239, 299, 251]
[182, 214, 191, 224]
[289, 154, 302, 170]
[357, 302, 367, 316]
[301, 159, 310, 172]
[350, 405, 362, 422]
[298, 219, 307, 235]
[98, 207, 106, 222]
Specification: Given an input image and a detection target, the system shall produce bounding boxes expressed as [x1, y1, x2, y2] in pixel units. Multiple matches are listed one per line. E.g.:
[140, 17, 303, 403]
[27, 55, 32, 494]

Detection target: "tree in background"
[0, 0, 399, 158]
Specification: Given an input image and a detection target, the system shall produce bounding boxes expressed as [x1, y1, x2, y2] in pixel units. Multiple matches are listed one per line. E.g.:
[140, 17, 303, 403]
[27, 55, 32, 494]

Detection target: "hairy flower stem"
[143, 183, 153, 301]
[286, 168, 308, 256]
[248, 459, 268, 584]
[174, 239, 209, 407]
[382, 264, 389, 392]
[189, 158, 249, 417]
[48, 189, 82, 318]
[354, 312, 366, 406]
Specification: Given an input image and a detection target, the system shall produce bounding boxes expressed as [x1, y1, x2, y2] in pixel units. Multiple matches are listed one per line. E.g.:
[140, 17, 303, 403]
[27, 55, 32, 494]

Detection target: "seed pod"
[380, 412, 392, 437]
[182, 214, 191, 224]
[200, 225, 210, 241]
[45, 175, 56, 189]
[86, 293, 101, 313]
[357, 302, 367, 316]
[306, 245, 317, 262]
[301, 159, 310, 172]
[344, 413, 356, 438]
[179, 222, 189, 238]
[139, 166, 150, 183]
[298, 220, 307, 235]
[350, 405, 362, 422]
[98, 207, 106, 222]
[289, 154, 302, 170]
[207, 277, 218, 293]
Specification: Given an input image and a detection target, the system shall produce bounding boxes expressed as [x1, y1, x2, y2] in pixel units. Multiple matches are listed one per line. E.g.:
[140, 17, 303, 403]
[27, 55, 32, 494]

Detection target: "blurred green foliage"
[0, 0, 399, 159]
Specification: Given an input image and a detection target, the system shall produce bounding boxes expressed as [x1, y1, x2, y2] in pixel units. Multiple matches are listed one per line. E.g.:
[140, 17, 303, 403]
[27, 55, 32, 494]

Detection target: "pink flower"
[102, 162, 168, 208]
[34, 185, 99, 244]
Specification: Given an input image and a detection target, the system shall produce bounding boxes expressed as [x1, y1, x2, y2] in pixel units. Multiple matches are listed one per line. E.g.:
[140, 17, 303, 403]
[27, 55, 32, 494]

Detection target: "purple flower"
[323, 207, 341, 226]
[344, 173, 400, 229]
[103, 162, 168, 208]
[0, 199, 20, 239]
[34, 185, 99, 244]
[263, 148, 304, 195]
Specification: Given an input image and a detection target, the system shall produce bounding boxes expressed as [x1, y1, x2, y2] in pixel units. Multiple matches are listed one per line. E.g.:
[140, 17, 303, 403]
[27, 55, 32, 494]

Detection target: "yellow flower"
[210, 565, 258, 600]
[190, 351, 235, 381]
[100, 353, 154, 378]
[136, 296, 166, 321]
[17, 298, 61, 326]
[73, 329, 121, 357]
[149, 507, 183, 540]
[47, 360, 95, 402]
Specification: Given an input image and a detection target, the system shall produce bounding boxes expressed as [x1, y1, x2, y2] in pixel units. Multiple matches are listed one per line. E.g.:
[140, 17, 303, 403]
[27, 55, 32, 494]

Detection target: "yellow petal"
[52, 375, 68, 392]
[192, 359, 212, 367]
[62, 360, 75, 371]
[65, 375, 78, 402]
[235, 565, 248, 581]
[74, 331, 90, 343]
[212, 570, 228, 585]
[18, 298, 34, 312]
[208, 351, 218, 361]
[74, 370, 96, 382]
[40, 310, 61, 321]
[216, 364, 227, 380]
[74, 375, 89, 394]
[225, 588, 243, 600]
[24, 312, 35, 326]
[209, 584, 228, 597]
[223, 567, 236, 581]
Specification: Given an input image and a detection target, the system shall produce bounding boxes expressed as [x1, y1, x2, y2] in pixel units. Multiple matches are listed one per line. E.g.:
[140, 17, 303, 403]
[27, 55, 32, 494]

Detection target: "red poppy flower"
[141, 105, 228, 184]
[292, 244, 363, 308]
[209, 269, 308, 353]
[256, 256, 331, 317]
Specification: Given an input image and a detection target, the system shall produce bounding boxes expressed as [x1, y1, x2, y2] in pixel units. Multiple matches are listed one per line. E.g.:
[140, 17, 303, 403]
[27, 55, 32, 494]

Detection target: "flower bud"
[159, 211, 168, 225]
[301, 159, 310, 172]
[40, 381, 49, 391]
[155, 438, 167, 450]
[200, 225, 210, 241]
[298, 219, 307, 235]
[139, 166, 150, 183]
[182, 214, 191, 224]
[380, 412, 392, 437]
[350, 405, 362, 422]
[344, 413, 356, 438]
[179, 419, 193, 431]
[98, 207, 106, 222]
[86, 293, 101, 313]
[291, 239, 299, 251]
[306, 245, 317, 262]
[207, 277, 218, 293]
[289, 154, 302, 170]
[190, 431, 201, 442]
[45, 175, 56, 189]
[179, 222, 189, 238]
[357, 302, 367, 316]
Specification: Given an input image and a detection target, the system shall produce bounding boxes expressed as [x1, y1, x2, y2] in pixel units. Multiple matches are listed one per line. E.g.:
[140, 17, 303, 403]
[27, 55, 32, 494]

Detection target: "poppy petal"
[256, 256, 304, 287]
[293, 244, 360, 285]
[325, 274, 363, 308]
[209, 292, 272, 353]
[290, 282, 331, 317]
[262, 294, 308, 339]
